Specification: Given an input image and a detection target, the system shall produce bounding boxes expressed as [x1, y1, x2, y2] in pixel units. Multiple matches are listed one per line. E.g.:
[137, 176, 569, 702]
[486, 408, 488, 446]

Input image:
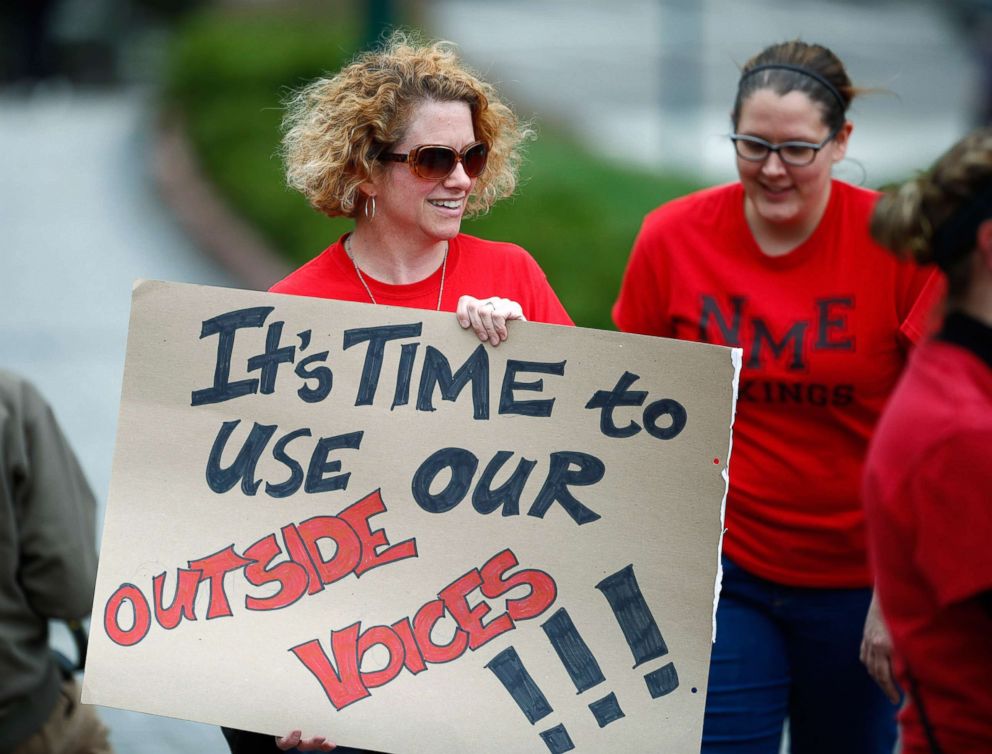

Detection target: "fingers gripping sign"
[276, 730, 336, 751]
[457, 296, 526, 347]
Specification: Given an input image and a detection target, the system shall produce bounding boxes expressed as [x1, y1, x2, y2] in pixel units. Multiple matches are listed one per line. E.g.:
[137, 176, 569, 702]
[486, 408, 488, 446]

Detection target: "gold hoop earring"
[364, 195, 376, 220]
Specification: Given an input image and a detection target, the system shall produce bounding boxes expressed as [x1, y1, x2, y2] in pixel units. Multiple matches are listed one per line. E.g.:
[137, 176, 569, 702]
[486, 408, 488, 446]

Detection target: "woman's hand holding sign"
[276, 730, 335, 751]
[457, 295, 526, 347]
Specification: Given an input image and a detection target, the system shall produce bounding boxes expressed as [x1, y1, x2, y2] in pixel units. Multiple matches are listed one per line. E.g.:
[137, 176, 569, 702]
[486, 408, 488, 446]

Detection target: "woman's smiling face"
[369, 99, 478, 246]
[735, 88, 850, 234]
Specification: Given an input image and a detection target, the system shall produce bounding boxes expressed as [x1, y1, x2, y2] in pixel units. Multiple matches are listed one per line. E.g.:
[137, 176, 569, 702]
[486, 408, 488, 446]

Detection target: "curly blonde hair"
[281, 31, 530, 219]
[871, 127, 992, 299]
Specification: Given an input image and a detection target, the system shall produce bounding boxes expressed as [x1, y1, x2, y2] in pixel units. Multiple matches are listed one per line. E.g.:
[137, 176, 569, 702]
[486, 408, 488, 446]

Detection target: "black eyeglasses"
[377, 141, 489, 180]
[730, 126, 839, 167]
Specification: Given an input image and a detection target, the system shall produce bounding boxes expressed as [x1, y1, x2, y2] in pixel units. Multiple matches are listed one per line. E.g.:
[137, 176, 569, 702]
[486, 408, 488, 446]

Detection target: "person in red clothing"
[864, 127, 992, 754]
[270, 32, 571, 337]
[223, 31, 570, 754]
[613, 40, 940, 753]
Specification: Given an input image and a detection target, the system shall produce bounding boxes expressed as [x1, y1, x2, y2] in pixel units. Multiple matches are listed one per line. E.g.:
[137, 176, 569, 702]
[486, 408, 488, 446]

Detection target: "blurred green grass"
[164, 5, 701, 329]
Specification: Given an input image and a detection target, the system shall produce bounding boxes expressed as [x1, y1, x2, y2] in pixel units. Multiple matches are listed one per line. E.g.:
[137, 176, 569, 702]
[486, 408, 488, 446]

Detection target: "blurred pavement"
[0, 86, 232, 752]
[430, 0, 978, 185]
[0, 1, 976, 752]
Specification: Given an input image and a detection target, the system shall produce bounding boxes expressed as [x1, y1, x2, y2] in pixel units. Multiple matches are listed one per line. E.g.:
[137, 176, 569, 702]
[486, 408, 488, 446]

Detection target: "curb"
[151, 112, 293, 291]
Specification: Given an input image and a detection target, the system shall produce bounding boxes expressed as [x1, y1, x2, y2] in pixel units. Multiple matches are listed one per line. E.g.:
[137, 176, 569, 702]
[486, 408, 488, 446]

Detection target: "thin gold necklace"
[344, 235, 448, 311]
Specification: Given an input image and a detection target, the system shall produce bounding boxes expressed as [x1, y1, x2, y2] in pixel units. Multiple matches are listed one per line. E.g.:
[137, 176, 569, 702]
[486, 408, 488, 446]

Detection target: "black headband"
[932, 180, 992, 270]
[739, 63, 847, 112]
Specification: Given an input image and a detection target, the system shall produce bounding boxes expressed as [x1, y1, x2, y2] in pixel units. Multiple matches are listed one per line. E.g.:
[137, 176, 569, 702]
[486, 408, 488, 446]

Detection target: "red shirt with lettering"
[613, 180, 940, 587]
[270, 233, 573, 326]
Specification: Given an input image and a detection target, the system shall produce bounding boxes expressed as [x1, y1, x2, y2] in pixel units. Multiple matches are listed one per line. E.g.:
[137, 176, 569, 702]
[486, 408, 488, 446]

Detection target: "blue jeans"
[701, 557, 897, 754]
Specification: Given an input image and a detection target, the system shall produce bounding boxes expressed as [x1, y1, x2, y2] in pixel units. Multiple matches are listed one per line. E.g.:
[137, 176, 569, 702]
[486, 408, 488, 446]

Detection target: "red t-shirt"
[863, 328, 992, 754]
[613, 180, 941, 587]
[270, 233, 573, 326]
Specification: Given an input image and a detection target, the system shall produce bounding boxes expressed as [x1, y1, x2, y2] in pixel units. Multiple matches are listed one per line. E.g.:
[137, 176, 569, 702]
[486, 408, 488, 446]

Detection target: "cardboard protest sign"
[82, 279, 740, 753]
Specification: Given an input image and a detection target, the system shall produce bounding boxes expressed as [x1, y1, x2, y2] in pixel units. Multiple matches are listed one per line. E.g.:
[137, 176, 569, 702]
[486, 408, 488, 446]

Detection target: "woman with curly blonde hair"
[222, 31, 570, 754]
[269, 31, 571, 346]
[864, 127, 992, 754]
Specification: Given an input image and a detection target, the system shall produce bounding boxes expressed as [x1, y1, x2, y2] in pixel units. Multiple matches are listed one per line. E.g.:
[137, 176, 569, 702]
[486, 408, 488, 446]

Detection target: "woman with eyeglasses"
[221, 31, 571, 754]
[863, 127, 992, 754]
[613, 40, 941, 753]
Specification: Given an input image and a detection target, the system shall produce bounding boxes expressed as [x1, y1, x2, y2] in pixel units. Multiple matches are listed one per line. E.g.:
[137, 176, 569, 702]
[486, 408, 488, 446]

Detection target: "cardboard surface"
[82, 280, 740, 754]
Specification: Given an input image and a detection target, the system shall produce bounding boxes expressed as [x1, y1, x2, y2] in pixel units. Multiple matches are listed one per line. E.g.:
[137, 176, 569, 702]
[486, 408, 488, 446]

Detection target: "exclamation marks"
[485, 647, 575, 753]
[542, 608, 625, 728]
[486, 564, 676, 752]
[596, 564, 679, 699]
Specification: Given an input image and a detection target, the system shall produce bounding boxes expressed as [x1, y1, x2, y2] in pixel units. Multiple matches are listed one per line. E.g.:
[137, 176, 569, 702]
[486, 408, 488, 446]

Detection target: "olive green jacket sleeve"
[1, 369, 99, 748]
[1, 370, 98, 620]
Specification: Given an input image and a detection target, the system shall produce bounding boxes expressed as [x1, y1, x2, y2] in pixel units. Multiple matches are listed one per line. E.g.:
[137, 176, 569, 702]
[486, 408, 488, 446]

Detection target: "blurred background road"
[1, 0, 988, 751]
[0, 89, 234, 751]
[428, 0, 981, 183]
